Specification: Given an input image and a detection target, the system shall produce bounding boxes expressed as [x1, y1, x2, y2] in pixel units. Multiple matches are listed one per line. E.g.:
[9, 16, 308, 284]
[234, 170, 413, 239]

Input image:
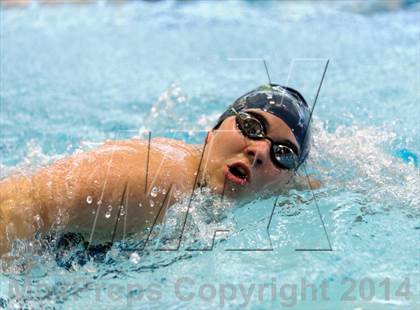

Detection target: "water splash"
[156, 187, 236, 251]
[310, 119, 419, 213]
[141, 83, 189, 133]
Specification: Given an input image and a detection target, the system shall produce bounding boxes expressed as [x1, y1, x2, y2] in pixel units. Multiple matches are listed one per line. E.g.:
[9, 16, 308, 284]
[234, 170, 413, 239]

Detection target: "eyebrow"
[248, 111, 300, 155]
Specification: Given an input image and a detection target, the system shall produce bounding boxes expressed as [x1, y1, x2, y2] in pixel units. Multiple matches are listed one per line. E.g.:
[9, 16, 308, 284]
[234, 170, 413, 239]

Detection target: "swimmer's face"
[203, 109, 299, 202]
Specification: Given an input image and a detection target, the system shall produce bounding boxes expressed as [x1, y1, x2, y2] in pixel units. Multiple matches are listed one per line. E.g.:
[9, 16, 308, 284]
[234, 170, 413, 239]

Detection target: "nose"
[245, 139, 271, 167]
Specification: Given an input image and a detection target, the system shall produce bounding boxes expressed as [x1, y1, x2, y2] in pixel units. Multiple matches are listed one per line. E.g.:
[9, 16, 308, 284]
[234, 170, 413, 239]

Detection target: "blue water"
[1, 1, 419, 309]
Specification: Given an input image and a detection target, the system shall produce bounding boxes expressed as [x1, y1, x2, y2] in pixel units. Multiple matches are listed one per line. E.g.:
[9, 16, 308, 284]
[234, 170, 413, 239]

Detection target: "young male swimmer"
[0, 84, 315, 255]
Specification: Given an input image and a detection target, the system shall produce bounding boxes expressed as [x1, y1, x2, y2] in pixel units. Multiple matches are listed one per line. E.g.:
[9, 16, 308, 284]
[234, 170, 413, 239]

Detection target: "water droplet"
[138, 202, 143, 208]
[86, 196, 93, 204]
[129, 252, 140, 264]
[150, 200, 155, 208]
[162, 188, 166, 195]
[105, 211, 111, 219]
[120, 206, 125, 216]
[84, 262, 97, 273]
[107, 205, 112, 211]
[150, 187, 158, 198]
[97, 200, 102, 206]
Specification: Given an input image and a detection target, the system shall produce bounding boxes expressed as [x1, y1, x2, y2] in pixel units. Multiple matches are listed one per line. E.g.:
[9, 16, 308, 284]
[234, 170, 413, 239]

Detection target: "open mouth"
[225, 163, 250, 185]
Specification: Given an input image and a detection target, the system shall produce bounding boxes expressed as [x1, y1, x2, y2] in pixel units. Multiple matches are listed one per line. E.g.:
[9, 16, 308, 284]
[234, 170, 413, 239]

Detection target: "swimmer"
[0, 84, 318, 256]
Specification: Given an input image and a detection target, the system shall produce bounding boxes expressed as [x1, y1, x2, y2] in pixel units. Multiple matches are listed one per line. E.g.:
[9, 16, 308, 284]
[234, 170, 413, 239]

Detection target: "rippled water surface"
[0, 1, 419, 309]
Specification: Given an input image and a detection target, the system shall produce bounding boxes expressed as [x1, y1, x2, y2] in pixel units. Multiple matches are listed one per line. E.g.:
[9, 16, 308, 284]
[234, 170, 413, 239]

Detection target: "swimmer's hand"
[259, 175, 322, 201]
[289, 175, 322, 191]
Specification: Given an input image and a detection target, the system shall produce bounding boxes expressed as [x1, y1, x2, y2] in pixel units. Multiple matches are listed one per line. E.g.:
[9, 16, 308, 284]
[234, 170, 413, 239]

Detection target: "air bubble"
[105, 211, 111, 219]
[150, 187, 158, 198]
[150, 200, 155, 208]
[129, 252, 141, 264]
[86, 196, 93, 204]
[138, 202, 143, 208]
[107, 205, 112, 211]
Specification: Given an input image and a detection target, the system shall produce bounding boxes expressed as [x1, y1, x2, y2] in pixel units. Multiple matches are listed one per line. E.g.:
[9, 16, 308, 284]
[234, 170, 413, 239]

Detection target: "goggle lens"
[272, 144, 297, 170]
[239, 113, 265, 138]
[233, 110, 298, 170]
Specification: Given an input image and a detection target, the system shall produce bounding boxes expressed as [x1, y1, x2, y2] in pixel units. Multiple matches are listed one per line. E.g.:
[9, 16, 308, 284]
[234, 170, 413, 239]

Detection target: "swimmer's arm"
[259, 175, 321, 202]
[0, 142, 147, 255]
[0, 139, 187, 255]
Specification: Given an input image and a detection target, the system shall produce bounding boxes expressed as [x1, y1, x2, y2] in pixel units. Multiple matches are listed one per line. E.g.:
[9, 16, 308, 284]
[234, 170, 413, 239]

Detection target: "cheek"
[211, 126, 244, 155]
[205, 133, 235, 168]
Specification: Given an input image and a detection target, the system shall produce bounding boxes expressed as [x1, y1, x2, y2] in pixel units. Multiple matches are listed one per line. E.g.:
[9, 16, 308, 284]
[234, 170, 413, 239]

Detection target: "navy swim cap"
[215, 84, 312, 167]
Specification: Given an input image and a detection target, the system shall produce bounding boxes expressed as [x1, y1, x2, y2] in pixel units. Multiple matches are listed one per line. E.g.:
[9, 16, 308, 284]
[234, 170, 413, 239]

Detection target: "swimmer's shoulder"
[101, 138, 199, 152]
[99, 138, 201, 168]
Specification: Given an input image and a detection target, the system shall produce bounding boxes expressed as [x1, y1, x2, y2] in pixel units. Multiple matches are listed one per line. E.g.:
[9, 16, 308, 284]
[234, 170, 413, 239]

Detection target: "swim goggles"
[231, 107, 299, 170]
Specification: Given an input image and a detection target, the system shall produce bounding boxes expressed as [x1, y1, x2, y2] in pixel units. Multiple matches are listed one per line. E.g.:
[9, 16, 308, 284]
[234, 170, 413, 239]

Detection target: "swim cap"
[215, 84, 312, 167]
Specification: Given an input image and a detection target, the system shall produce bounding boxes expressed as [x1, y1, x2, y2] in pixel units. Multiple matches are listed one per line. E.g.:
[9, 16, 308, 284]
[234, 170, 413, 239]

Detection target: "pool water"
[0, 1, 419, 309]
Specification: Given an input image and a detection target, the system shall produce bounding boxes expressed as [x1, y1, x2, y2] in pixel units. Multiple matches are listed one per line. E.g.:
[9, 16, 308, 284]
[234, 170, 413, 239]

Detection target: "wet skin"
[0, 110, 306, 255]
[202, 109, 299, 203]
